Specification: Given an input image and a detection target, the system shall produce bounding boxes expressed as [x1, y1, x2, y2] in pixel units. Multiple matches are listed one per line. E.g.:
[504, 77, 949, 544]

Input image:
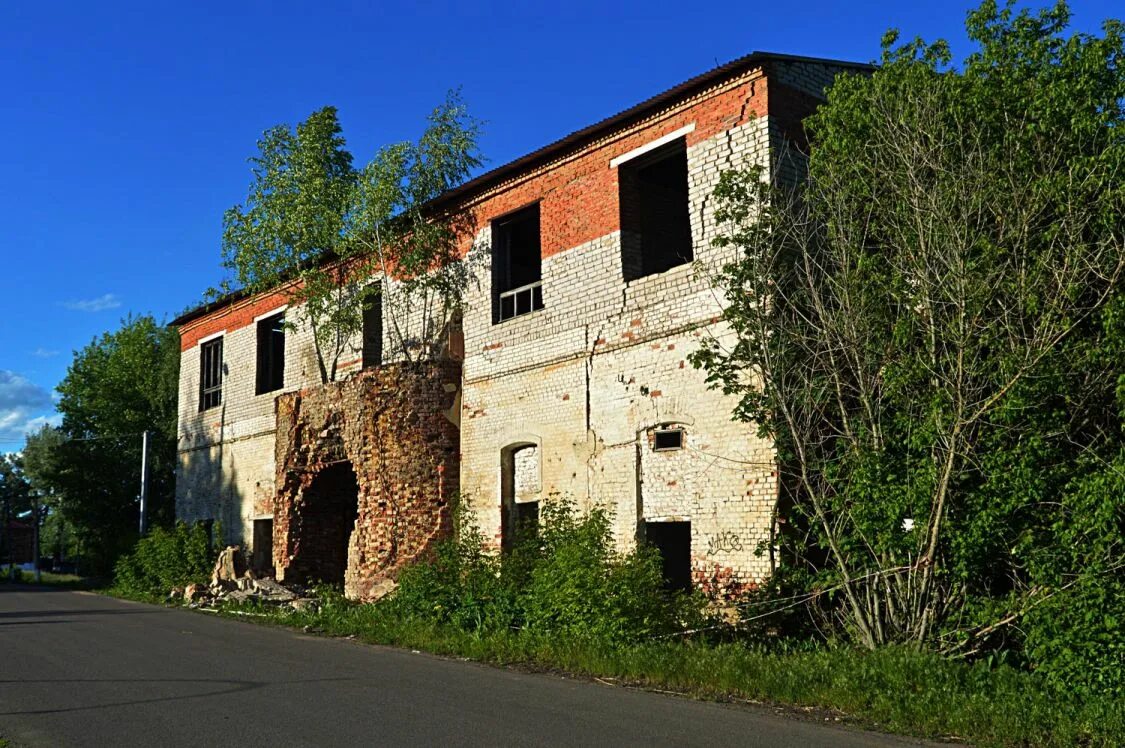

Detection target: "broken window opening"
[619, 138, 693, 281]
[292, 461, 359, 586]
[362, 295, 383, 368]
[500, 443, 540, 551]
[255, 312, 286, 395]
[199, 337, 223, 411]
[252, 518, 274, 575]
[492, 204, 544, 323]
[653, 427, 685, 452]
[643, 520, 692, 592]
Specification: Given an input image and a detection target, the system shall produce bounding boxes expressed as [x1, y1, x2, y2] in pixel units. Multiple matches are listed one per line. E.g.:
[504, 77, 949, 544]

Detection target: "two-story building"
[172, 52, 870, 598]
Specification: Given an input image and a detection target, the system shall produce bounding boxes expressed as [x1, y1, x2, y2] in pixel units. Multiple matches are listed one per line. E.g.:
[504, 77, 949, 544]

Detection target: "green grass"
[0, 567, 101, 589]
[106, 589, 1121, 748]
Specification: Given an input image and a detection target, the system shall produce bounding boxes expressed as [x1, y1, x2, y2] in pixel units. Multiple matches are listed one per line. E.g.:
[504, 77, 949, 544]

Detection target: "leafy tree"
[221, 106, 357, 383]
[348, 92, 483, 363]
[694, 0, 1124, 693]
[0, 453, 33, 570]
[22, 425, 75, 563]
[221, 94, 483, 381]
[0, 453, 33, 518]
[23, 315, 180, 574]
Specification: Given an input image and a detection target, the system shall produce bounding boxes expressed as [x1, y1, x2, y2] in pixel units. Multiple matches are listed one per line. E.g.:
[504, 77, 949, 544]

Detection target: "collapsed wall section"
[272, 362, 460, 600]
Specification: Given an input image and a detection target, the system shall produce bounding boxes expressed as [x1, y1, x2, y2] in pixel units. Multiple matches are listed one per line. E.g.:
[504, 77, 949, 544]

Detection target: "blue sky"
[0, 0, 1117, 450]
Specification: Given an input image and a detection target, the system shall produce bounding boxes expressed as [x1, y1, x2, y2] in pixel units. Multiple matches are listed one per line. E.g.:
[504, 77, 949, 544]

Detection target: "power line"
[0, 432, 147, 449]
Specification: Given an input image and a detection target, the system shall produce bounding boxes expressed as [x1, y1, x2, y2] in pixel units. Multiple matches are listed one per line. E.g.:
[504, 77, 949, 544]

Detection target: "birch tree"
[695, 0, 1125, 669]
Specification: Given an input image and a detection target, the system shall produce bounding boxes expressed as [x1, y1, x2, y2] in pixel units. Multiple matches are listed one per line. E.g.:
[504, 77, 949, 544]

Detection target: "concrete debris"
[247, 578, 297, 602]
[184, 583, 208, 603]
[176, 569, 307, 610]
[288, 598, 318, 613]
[211, 546, 248, 588]
[366, 578, 398, 602]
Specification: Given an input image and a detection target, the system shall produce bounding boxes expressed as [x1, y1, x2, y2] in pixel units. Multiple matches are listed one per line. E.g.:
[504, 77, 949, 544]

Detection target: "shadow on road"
[0, 677, 351, 717]
[0, 608, 153, 620]
[0, 619, 76, 626]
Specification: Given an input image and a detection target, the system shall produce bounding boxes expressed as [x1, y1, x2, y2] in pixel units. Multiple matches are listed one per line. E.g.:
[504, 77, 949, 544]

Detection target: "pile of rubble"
[169, 546, 316, 612]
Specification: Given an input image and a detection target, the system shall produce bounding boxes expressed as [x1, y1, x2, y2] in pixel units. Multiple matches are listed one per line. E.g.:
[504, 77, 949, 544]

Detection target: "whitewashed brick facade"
[174, 53, 868, 590]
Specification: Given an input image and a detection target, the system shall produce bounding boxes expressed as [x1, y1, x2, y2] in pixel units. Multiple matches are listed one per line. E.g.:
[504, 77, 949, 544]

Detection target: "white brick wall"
[175, 59, 850, 584]
[459, 117, 778, 582]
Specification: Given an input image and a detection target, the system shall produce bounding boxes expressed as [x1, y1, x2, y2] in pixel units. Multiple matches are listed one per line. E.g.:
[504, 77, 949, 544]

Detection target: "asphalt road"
[1, 587, 933, 747]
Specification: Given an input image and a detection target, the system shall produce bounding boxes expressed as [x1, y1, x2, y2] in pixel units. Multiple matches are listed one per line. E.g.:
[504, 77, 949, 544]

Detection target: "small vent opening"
[653, 428, 685, 451]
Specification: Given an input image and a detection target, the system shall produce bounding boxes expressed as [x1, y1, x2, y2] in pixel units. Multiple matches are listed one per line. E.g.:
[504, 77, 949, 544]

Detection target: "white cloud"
[62, 293, 121, 312]
[0, 370, 59, 445]
[31, 347, 59, 358]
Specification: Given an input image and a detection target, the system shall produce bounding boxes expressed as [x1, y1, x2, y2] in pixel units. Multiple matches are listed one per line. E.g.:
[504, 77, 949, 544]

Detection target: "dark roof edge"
[426, 51, 873, 212]
[173, 51, 871, 330]
[170, 289, 251, 327]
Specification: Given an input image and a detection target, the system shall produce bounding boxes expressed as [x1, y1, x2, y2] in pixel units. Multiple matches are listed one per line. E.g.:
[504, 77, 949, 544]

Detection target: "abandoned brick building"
[172, 52, 870, 599]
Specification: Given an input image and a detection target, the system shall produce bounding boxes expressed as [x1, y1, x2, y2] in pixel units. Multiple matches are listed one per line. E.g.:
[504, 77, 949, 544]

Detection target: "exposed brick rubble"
[272, 362, 460, 600]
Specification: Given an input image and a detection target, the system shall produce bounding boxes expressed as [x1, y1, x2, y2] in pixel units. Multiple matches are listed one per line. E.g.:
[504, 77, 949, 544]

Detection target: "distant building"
[3, 519, 34, 566]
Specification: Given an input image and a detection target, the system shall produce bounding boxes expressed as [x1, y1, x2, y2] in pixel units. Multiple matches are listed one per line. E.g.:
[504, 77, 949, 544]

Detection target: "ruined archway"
[272, 363, 461, 599]
[289, 461, 359, 585]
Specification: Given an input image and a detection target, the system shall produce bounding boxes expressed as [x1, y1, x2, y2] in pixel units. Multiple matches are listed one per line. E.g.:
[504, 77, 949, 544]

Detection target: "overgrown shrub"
[389, 500, 699, 642]
[113, 521, 217, 598]
[691, 0, 1125, 695]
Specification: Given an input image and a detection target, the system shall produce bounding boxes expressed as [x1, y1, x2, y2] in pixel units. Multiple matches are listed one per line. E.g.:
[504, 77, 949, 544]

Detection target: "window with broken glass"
[199, 337, 223, 411]
[255, 312, 286, 395]
[492, 203, 544, 323]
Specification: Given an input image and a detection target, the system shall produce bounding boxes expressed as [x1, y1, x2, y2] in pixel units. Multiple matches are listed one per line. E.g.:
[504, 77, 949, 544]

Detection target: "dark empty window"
[644, 520, 692, 592]
[493, 204, 543, 323]
[654, 428, 685, 451]
[255, 312, 285, 395]
[619, 139, 692, 281]
[362, 296, 382, 368]
[199, 337, 223, 411]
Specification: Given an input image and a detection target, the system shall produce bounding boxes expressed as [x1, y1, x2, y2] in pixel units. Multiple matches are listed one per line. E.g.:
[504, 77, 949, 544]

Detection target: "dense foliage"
[0, 453, 34, 571]
[21, 315, 179, 575]
[693, 0, 1124, 696]
[220, 94, 482, 381]
[112, 521, 217, 597]
[388, 501, 698, 643]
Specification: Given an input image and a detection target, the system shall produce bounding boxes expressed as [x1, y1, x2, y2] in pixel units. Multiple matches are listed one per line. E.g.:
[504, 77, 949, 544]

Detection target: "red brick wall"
[178, 66, 771, 348]
[457, 70, 768, 260]
[271, 362, 460, 600]
[179, 288, 293, 351]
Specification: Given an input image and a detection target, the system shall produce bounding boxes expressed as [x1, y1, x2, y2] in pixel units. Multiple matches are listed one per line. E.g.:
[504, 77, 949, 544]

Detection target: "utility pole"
[2, 491, 10, 580]
[32, 490, 41, 583]
[138, 430, 151, 536]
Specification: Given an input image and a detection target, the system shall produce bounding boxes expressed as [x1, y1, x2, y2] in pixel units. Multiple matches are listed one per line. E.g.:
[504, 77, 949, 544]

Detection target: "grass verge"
[0, 569, 101, 589]
[100, 587, 1124, 748]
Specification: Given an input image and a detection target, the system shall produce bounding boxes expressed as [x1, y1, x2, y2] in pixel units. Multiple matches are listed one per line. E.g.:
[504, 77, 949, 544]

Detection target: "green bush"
[112, 521, 217, 598]
[518, 502, 689, 641]
[389, 500, 698, 642]
[0, 567, 27, 583]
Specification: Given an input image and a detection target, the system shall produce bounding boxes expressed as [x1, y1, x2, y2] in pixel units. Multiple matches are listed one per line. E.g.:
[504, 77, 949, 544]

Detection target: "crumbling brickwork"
[272, 363, 460, 600]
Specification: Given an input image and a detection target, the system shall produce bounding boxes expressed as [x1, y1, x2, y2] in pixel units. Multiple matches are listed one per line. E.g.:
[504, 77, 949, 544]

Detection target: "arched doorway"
[293, 461, 359, 585]
[500, 442, 540, 552]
